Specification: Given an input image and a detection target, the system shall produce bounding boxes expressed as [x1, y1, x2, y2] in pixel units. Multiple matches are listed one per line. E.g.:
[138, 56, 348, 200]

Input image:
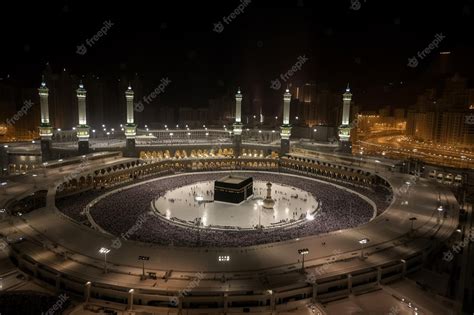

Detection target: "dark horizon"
[1, 1, 474, 112]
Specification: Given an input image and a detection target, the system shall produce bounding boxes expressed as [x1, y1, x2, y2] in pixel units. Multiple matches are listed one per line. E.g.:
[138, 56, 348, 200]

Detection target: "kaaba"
[214, 175, 253, 204]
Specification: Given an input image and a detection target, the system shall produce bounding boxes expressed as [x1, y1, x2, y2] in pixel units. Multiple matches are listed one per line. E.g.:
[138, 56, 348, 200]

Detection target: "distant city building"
[406, 75, 474, 147]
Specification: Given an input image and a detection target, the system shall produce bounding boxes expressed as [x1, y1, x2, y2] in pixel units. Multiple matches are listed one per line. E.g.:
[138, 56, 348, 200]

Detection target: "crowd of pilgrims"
[56, 172, 391, 247]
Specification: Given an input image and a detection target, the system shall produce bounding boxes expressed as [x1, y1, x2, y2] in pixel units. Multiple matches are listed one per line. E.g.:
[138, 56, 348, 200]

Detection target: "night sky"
[1, 0, 473, 110]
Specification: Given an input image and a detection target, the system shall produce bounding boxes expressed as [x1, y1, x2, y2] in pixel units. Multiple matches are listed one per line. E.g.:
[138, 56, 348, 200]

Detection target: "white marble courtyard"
[153, 180, 319, 229]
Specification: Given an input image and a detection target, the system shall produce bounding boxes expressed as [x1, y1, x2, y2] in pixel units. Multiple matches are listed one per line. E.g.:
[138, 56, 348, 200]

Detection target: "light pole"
[437, 205, 443, 223]
[409, 217, 417, 232]
[138, 255, 150, 280]
[32, 174, 38, 188]
[298, 248, 309, 271]
[99, 247, 110, 273]
[358, 238, 369, 259]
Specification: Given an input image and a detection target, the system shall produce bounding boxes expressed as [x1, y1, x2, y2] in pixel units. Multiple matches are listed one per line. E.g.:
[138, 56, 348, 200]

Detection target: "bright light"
[437, 206, 443, 211]
[72, 127, 76, 130]
[92, 130, 96, 133]
[195, 196, 204, 201]
[359, 238, 369, 245]
[298, 248, 309, 255]
[57, 128, 61, 132]
[99, 247, 110, 254]
[218, 255, 230, 262]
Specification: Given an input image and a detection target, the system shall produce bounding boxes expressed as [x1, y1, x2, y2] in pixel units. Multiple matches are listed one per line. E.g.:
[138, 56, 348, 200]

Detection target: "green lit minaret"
[124, 84, 137, 157]
[38, 77, 53, 161]
[76, 81, 90, 155]
[280, 88, 292, 155]
[232, 88, 243, 157]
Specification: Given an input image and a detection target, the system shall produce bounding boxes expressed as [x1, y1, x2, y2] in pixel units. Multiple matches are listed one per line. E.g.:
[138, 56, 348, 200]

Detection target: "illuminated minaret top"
[341, 83, 352, 126]
[76, 81, 90, 154]
[38, 77, 50, 125]
[233, 88, 243, 136]
[280, 88, 292, 154]
[338, 83, 353, 145]
[235, 88, 242, 123]
[76, 81, 87, 126]
[124, 84, 137, 140]
[38, 76, 53, 160]
[283, 88, 291, 125]
[126, 84, 135, 124]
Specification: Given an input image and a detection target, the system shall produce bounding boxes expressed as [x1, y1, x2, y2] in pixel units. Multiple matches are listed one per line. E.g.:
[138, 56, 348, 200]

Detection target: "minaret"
[38, 77, 53, 161]
[338, 83, 353, 153]
[124, 84, 137, 157]
[232, 88, 243, 157]
[76, 81, 90, 155]
[280, 88, 292, 155]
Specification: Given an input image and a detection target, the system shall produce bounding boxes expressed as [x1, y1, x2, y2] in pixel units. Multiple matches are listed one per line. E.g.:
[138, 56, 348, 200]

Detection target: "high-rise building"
[406, 75, 474, 147]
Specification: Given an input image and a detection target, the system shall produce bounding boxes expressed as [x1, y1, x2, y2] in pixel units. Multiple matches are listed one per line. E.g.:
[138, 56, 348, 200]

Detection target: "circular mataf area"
[87, 172, 378, 247]
[153, 180, 319, 229]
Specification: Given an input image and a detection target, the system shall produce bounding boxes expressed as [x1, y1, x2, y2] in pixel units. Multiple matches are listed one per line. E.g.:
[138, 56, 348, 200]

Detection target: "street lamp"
[358, 238, 369, 259]
[437, 205, 443, 223]
[99, 247, 110, 273]
[298, 248, 309, 271]
[138, 255, 150, 280]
